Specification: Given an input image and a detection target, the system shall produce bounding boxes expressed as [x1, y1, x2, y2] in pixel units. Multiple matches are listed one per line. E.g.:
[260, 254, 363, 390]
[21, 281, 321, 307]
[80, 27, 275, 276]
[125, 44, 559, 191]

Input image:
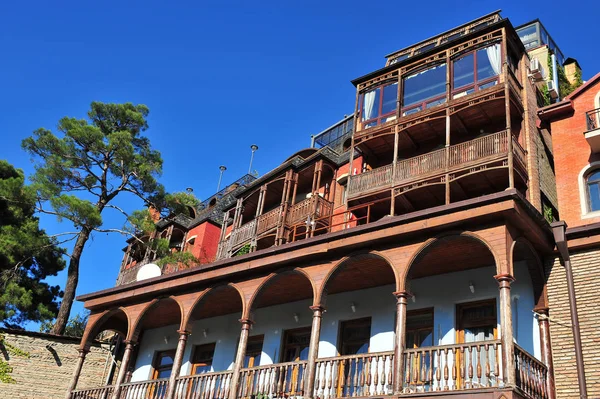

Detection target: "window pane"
[403, 64, 447, 107]
[589, 183, 600, 212]
[381, 83, 398, 115]
[362, 88, 380, 121]
[517, 25, 537, 47]
[159, 354, 174, 366]
[588, 171, 600, 182]
[453, 53, 474, 89]
[157, 369, 172, 379]
[477, 45, 501, 81]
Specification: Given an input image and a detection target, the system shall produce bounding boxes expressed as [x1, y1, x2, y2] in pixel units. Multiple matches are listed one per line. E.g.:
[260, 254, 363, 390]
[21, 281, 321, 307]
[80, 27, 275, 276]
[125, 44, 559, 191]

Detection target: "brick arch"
[244, 268, 316, 320]
[182, 283, 245, 331]
[399, 231, 499, 292]
[316, 250, 399, 306]
[80, 307, 129, 351]
[128, 296, 184, 342]
[510, 237, 549, 309]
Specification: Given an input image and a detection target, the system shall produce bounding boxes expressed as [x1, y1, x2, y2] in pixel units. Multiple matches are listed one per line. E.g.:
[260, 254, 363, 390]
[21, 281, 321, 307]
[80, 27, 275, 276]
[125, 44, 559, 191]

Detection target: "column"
[495, 274, 516, 386]
[229, 319, 253, 399]
[111, 341, 136, 399]
[165, 330, 190, 399]
[392, 292, 410, 394]
[535, 307, 556, 399]
[304, 305, 325, 398]
[65, 348, 89, 399]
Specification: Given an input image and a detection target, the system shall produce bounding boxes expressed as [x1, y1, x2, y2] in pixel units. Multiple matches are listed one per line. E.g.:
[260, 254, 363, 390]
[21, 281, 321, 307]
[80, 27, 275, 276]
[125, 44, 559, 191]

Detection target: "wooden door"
[405, 308, 434, 390]
[337, 318, 371, 397]
[281, 327, 311, 395]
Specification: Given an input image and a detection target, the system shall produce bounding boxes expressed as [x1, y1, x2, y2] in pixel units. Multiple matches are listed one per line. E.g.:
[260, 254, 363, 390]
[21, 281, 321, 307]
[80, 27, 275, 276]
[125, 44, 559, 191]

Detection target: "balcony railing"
[402, 340, 502, 393]
[174, 371, 233, 399]
[71, 385, 114, 399]
[237, 361, 307, 398]
[348, 130, 523, 200]
[586, 108, 600, 131]
[256, 206, 282, 236]
[515, 343, 549, 399]
[119, 378, 169, 398]
[230, 219, 257, 250]
[314, 351, 394, 398]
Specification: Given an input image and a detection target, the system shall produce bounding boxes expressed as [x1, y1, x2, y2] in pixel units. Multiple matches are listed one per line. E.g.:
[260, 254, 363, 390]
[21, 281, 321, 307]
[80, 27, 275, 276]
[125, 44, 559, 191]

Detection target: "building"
[538, 73, 600, 399]
[64, 11, 587, 399]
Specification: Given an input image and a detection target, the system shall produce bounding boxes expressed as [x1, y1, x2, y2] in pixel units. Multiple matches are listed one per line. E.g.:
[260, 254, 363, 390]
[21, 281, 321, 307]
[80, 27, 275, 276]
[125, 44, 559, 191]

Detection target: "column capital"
[176, 330, 191, 337]
[123, 340, 137, 349]
[309, 305, 325, 313]
[239, 318, 254, 328]
[393, 291, 412, 300]
[534, 306, 550, 315]
[494, 273, 515, 285]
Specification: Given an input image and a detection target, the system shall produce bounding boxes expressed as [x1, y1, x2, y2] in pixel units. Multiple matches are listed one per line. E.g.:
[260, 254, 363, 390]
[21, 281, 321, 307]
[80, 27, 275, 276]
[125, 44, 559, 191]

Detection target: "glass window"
[153, 350, 176, 379]
[453, 53, 475, 89]
[405, 309, 434, 349]
[452, 44, 501, 99]
[476, 46, 500, 80]
[402, 64, 447, 115]
[281, 327, 311, 362]
[360, 82, 398, 128]
[517, 24, 538, 49]
[587, 170, 600, 212]
[191, 343, 216, 374]
[339, 317, 371, 355]
[244, 336, 264, 368]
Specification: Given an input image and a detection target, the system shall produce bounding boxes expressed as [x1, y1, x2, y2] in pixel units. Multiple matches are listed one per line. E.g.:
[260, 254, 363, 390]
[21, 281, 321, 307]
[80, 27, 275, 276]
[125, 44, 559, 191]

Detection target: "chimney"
[563, 58, 582, 86]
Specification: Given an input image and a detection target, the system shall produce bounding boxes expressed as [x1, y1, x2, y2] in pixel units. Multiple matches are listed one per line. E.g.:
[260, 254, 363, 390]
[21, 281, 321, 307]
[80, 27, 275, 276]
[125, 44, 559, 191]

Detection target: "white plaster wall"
[131, 263, 539, 382]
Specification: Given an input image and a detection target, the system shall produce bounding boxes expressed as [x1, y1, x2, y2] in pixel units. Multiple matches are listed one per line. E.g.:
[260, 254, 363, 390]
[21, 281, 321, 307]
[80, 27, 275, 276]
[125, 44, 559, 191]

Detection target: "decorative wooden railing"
[174, 371, 233, 399]
[229, 219, 257, 249]
[586, 108, 600, 131]
[347, 164, 394, 199]
[402, 340, 502, 393]
[314, 351, 394, 399]
[288, 197, 315, 225]
[348, 130, 523, 200]
[71, 385, 114, 399]
[256, 206, 282, 235]
[118, 378, 169, 399]
[514, 344, 548, 399]
[237, 361, 307, 399]
[315, 196, 334, 219]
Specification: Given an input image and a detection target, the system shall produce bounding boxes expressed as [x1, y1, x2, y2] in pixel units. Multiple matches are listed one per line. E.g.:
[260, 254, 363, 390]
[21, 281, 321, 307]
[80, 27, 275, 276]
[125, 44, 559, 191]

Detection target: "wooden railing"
[256, 206, 281, 235]
[347, 164, 394, 199]
[314, 351, 394, 399]
[288, 197, 315, 225]
[71, 385, 114, 399]
[515, 344, 548, 399]
[402, 340, 502, 393]
[237, 361, 307, 399]
[174, 371, 233, 399]
[315, 195, 334, 219]
[348, 131, 523, 200]
[229, 219, 257, 249]
[118, 378, 169, 399]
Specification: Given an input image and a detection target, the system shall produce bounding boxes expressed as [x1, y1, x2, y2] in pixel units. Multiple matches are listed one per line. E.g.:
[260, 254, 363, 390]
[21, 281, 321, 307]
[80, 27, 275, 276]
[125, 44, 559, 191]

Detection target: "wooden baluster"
[484, 343, 491, 387]
[467, 346, 474, 388]
[476, 344, 482, 387]
[344, 359, 352, 397]
[327, 361, 334, 399]
[321, 362, 327, 395]
[435, 349, 441, 392]
[314, 362, 320, 398]
[379, 356, 386, 395]
[275, 366, 283, 396]
[387, 355, 393, 395]
[354, 358, 361, 397]
[450, 348, 457, 391]
[300, 363, 306, 396]
[443, 348, 449, 391]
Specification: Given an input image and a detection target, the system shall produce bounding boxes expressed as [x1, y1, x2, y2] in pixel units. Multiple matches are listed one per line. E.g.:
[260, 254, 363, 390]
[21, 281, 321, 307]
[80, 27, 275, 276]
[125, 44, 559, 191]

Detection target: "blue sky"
[0, 0, 597, 329]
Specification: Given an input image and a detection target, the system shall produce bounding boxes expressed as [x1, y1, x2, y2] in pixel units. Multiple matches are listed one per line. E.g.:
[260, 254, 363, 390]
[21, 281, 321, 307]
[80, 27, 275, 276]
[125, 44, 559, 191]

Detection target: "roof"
[565, 72, 600, 101]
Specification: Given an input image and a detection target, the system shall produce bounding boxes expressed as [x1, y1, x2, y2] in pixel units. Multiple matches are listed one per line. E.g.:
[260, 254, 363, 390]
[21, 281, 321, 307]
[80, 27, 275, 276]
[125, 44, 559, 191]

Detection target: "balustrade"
[230, 219, 257, 249]
[347, 164, 394, 199]
[174, 371, 233, 399]
[314, 352, 394, 399]
[402, 340, 502, 393]
[118, 378, 169, 399]
[515, 344, 549, 399]
[70, 386, 114, 399]
[237, 361, 307, 399]
[256, 207, 281, 235]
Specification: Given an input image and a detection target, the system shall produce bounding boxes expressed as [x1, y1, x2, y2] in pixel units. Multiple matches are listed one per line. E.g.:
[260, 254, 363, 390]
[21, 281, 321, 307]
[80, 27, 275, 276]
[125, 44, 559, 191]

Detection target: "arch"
[401, 231, 499, 292]
[510, 237, 549, 309]
[246, 268, 316, 319]
[81, 307, 130, 350]
[129, 296, 184, 342]
[318, 251, 398, 306]
[183, 283, 245, 331]
[579, 161, 600, 216]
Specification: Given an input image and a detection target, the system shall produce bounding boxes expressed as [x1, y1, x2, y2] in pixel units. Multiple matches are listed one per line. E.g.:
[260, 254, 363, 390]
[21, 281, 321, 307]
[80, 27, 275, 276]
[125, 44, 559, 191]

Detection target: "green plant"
[0, 334, 30, 383]
[543, 203, 554, 223]
[234, 244, 251, 257]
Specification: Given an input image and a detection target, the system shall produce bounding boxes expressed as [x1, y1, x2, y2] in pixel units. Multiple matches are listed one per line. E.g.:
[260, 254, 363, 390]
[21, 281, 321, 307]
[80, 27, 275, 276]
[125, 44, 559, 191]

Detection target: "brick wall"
[0, 330, 112, 399]
[538, 132, 559, 210]
[546, 248, 600, 399]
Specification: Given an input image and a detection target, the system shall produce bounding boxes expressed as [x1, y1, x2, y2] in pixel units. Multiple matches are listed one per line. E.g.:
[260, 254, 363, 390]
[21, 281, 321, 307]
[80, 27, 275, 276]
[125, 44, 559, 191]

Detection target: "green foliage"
[543, 203, 555, 224]
[234, 244, 251, 257]
[0, 161, 66, 328]
[156, 251, 198, 268]
[39, 311, 89, 338]
[546, 50, 583, 100]
[163, 191, 201, 218]
[0, 334, 30, 384]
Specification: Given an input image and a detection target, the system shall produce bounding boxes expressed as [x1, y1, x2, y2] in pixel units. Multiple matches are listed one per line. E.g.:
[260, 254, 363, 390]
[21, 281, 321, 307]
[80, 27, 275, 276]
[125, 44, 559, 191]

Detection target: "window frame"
[586, 170, 600, 213]
[280, 327, 312, 363]
[190, 343, 216, 375]
[400, 63, 448, 117]
[359, 81, 399, 129]
[337, 317, 372, 356]
[151, 349, 177, 380]
[451, 44, 501, 100]
[244, 335, 264, 368]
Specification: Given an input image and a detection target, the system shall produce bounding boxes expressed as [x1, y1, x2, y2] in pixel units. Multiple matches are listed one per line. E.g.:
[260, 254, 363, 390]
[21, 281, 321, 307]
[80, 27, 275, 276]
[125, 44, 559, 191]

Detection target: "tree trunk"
[51, 227, 92, 335]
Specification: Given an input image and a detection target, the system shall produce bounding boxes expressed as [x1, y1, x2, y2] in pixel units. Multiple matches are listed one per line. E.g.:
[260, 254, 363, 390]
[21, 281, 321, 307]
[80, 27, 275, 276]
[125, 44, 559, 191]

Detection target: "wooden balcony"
[347, 130, 527, 201]
[71, 342, 548, 399]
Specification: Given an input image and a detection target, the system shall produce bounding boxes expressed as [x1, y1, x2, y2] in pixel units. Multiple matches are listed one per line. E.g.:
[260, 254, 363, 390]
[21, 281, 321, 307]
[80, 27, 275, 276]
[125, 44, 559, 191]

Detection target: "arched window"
[586, 170, 600, 212]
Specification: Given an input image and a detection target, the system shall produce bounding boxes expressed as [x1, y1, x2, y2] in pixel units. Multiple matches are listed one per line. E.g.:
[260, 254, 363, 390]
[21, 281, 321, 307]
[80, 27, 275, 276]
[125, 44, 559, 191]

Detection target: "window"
[402, 64, 447, 116]
[281, 327, 311, 362]
[338, 317, 371, 355]
[191, 343, 215, 374]
[244, 336, 264, 368]
[586, 170, 600, 212]
[152, 350, 176, 379]
[452, 44, 501, 99]
[456, 299, 497, 343]
[360, 82, 398, 129]
[517, 24, 539, 50]
[405, 309, 434, 349]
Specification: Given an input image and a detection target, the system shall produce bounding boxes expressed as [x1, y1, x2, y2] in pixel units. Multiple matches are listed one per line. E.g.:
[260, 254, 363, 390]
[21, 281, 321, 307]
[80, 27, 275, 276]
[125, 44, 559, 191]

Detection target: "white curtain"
[486, 44, 501, 76]
[363, 90, 376, 121]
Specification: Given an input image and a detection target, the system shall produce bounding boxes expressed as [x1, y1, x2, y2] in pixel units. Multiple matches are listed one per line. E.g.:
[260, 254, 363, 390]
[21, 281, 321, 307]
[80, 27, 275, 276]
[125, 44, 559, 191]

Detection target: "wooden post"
[111, 341, 135, 399]
[391, 127, 399, 216]
[445, 49, 452, 205]
[229, 319, 253, 399]
[304, 305, 325, 398]
[65, 348, 88, 399]
[393, 292, 410, 394]
[502, 28, 514, 189]
[165, 330, 190, 399]
[535, 307, 556, 399]
[495, 274, 516, 386]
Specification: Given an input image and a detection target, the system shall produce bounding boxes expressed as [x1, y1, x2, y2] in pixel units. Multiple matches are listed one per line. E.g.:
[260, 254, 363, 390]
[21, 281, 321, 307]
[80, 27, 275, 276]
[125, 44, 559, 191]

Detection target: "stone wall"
[0, 329, 112, 399]
[546, 248, 600, 399]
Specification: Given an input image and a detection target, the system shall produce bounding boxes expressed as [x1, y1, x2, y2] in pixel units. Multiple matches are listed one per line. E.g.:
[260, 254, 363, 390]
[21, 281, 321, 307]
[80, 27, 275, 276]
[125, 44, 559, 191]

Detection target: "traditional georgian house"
[66, 12, 595, 399]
